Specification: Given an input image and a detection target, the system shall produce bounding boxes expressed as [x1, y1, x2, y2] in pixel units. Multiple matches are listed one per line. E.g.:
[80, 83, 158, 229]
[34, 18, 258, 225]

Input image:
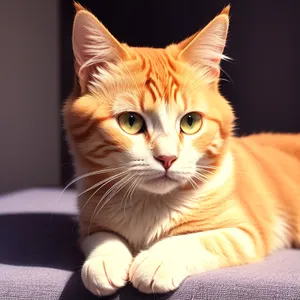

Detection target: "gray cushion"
[0, 188, 299, 300]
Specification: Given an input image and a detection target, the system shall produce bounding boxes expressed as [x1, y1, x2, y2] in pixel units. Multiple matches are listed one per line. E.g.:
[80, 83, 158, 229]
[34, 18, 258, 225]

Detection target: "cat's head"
[64, 3, 235, 195]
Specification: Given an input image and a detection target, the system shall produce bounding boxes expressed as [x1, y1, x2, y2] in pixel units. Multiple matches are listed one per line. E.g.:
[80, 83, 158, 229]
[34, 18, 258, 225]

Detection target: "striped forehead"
[112, 49, 187, 117]
[137, 50, 183, 105]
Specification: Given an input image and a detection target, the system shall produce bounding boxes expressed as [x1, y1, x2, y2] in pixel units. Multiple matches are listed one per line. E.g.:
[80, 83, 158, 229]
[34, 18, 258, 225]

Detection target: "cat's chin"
[138, 177, 180, 195]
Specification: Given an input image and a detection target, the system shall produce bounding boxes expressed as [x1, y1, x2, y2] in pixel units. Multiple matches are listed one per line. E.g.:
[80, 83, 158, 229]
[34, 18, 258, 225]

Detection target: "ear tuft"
[72, 9, 130, 93]
[220, 5, 231, 16]
[177, 11, 230, 81]
[74, 2, 86, 13]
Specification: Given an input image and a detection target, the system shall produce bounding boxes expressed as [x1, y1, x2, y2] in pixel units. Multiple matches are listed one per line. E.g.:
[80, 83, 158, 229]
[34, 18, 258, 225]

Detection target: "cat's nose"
[154, 155, 178, 170]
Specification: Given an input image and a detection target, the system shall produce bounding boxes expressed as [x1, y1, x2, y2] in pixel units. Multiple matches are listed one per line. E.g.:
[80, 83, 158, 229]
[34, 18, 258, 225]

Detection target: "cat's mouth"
[146, 173, 178, 184]
[138, 171, 181, 194]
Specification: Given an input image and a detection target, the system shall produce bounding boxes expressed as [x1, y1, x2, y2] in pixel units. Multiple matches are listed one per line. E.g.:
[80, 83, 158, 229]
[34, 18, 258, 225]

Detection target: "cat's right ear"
[176, 6, 230, 82]
[72, 3, 130, 93]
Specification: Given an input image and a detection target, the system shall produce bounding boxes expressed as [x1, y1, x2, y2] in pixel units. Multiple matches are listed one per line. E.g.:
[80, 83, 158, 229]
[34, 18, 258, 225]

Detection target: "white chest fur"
[89, 190, 197, 252]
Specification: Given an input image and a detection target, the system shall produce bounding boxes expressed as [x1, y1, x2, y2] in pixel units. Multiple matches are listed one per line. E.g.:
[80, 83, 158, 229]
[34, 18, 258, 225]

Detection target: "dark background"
[60, 0, 300, 185]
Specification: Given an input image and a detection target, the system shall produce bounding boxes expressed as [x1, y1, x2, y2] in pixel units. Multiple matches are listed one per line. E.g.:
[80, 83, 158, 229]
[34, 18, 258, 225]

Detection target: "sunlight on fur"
[62, 2, 300, 296]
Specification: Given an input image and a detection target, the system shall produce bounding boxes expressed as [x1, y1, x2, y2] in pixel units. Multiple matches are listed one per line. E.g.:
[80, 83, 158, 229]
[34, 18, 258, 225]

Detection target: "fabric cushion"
[0, 188, 299, 300]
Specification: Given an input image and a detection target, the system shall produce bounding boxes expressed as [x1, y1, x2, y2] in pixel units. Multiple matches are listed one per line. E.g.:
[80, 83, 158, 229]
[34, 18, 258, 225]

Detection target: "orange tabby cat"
[63, 3, 300, 296]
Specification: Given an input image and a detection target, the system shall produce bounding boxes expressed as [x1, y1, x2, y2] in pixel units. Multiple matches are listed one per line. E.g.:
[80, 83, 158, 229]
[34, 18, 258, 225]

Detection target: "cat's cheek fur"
[81, 232, 133, 296]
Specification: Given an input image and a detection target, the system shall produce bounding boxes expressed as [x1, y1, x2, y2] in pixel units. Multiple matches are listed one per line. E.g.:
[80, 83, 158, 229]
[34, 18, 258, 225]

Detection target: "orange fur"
[63, 3, 300, 296]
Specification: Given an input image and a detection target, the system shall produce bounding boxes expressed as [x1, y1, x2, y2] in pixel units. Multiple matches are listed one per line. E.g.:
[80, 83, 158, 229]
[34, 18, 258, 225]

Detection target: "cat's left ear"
[177, 6, 230, 79]
[72, 3, 130, 93]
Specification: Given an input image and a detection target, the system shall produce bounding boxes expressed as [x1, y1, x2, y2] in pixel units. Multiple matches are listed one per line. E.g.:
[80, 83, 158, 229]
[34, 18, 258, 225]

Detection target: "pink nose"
[155, 155, 177, 170]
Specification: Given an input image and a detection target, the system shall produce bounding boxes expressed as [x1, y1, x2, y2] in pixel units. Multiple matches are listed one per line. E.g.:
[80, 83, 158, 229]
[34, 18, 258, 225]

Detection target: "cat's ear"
[72, 3, 130, 93]
[177, 5, 230, 80]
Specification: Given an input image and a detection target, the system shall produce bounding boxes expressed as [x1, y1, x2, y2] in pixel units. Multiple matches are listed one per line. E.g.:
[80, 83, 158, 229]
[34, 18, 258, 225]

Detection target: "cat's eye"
[118, 112, 145, 135]
[180, 112, 202, 135]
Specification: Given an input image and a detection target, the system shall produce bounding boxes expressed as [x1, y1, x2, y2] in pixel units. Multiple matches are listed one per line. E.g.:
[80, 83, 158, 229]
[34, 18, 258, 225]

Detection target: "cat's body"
[64, 3, 300, 296]
[77, 134, 300, 253]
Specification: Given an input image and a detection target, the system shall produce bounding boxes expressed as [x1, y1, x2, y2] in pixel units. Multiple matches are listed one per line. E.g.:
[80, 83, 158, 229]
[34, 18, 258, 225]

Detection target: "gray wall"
[0, 0, 60, 194]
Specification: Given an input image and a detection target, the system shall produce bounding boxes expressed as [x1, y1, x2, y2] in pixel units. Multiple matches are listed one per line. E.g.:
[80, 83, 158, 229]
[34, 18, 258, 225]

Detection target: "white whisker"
[88, 173, 135, 232]
[121, 176, 140, 218]
[78, 170, 130, 197]
[79, 170, 130, 215]
[57, 163, 132, 202]
[188, 177, 198, 190]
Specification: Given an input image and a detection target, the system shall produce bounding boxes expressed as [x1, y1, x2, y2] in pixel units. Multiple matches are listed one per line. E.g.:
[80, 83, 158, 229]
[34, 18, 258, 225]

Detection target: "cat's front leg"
[130, 227, 261, 294]
[81, 232, 133, 296]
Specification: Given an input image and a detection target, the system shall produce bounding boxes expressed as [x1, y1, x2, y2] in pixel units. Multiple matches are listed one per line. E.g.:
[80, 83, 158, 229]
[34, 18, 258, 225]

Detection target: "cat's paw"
[129, 248, 190, 294]
[81, 253, 132, 296]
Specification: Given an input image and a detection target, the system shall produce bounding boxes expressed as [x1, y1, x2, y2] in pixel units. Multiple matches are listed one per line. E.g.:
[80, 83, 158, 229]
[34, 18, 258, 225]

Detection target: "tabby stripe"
[93, 148, 122, 159]
[167, 76, 179, 102]
[84, 148, 122, 164]
[86, 143, 111, 156]
[163, 52, 177, 73]
[71, 117, 94, 135]
[140, 89, 146, 111]
[157, 55, 169, 80]
[223, 231, 248, 263]
[239, 225, 266, 257]
[73, 121, 99, 141]
[169, 220, 202, 235]
[73, 116, 111, 141]
[144, 78, 158, 103]
[182, 94, 188, 111]
[70, 105, 98, 130]
[165, 78, 177, 102]
[173, 85, 179, 102]
[149, 78, 163, 100]
[139, 53, 146, 70]
[200, 232, 239, 266]
[71, 115, 94, 130]
[178, 133, 184, 144]
[144, 131, 151, 143]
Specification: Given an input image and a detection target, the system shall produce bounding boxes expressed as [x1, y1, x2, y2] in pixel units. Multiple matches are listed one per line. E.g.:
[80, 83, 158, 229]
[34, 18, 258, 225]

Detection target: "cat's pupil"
[129, 114, 135, 127]
[187, 115, 193, 126]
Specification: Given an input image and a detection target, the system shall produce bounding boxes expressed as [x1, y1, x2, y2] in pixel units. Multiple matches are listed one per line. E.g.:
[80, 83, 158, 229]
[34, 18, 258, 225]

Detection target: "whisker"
[89, 173, 134, 232]
[195, 171, 211, 180]
[121, 176, 136, 214]
[129, 177, 141, 205]
[57, 163, 132, 202]
[187, 177, 198, 190]
[193, 173, 210, 184]
[78, 169, 130, 197]
[195, 168, 216, 176]
[197, 164, 219, 169]
[131, 177, 143, 204]
[121, 176, 140, 218]
[79, 170, 130, 215]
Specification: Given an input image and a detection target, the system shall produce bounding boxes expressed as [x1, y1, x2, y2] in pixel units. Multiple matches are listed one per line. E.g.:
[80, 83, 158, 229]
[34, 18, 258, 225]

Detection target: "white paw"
[82, 254, 132, 296]
[80, 232, 133, 296]
[129, 248, 190, 294]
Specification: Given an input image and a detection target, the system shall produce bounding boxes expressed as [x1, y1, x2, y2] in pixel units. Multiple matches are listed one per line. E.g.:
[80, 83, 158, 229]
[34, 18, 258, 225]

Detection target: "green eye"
[118, 112, 145, 135]
[180, 112, 202, 135]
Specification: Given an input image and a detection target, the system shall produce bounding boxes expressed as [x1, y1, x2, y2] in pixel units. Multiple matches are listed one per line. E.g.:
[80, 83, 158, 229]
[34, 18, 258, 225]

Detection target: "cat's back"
[233, 133, 300, 165]
[231, 132, 300, 207]
[239, 133, 300, 158]
[231, 133, 300, 247]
